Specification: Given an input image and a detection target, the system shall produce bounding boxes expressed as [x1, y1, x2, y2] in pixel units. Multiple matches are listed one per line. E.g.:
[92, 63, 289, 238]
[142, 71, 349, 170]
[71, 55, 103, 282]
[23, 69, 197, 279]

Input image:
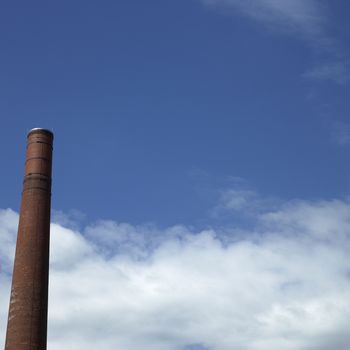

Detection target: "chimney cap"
[27, 128, 54, 138]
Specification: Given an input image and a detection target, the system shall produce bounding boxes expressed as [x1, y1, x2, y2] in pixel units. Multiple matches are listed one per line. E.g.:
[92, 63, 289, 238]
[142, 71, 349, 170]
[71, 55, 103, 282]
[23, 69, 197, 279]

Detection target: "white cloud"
[0, 209, 18, 270]
[52, 209, 86, 231]
[211, 188, 277, 217]
[210, 186, 280, 224]
[200, 0, 350, 86]
[1, 197, 350, 349]
[216, 189, 258, 211]
[201, 0, 330, 47]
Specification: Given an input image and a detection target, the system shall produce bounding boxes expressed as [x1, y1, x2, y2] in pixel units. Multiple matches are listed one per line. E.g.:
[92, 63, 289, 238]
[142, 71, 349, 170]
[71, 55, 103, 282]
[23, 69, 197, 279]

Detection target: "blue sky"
[1, 1, 350, 349]
[1, 0, 350, 226]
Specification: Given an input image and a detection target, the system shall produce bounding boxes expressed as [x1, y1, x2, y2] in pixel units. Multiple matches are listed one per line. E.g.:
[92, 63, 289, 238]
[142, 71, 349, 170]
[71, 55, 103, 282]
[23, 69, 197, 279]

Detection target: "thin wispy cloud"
[201, 0, 331, 48]
[217, 188, 258, 211]
[211, 187, 277, 220]
[303, 61, 350, 85]
[2, 195, 350, 349]
[201, 0, 350, 85]
[209, 179, 280, 222]
[330, 121, 350, 146]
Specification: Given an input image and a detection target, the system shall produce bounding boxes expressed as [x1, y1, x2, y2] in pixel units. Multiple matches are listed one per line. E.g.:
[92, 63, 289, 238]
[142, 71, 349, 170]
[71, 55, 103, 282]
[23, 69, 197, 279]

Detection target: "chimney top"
[27, 128, 54, 138]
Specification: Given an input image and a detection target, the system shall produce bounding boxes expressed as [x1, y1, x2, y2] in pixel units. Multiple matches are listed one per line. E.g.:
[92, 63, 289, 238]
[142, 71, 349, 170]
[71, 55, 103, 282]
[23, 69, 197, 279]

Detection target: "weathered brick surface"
[5, 129, 53, 350]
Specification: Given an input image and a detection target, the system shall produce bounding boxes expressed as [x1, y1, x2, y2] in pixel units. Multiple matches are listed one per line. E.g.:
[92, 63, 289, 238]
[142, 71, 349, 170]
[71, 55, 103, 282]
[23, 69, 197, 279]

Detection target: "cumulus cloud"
[1, 197, 350, 349]
[0, 209, 18, 272]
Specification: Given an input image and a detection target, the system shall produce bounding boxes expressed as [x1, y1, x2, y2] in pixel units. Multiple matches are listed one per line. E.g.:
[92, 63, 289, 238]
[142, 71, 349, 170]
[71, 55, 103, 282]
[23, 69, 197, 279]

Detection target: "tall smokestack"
[5, 128, 54, 350]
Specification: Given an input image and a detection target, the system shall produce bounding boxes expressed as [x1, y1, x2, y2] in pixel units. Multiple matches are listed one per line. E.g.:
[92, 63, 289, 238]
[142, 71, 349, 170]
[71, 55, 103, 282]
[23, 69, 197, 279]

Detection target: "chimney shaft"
[5, 129, 54, 350]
